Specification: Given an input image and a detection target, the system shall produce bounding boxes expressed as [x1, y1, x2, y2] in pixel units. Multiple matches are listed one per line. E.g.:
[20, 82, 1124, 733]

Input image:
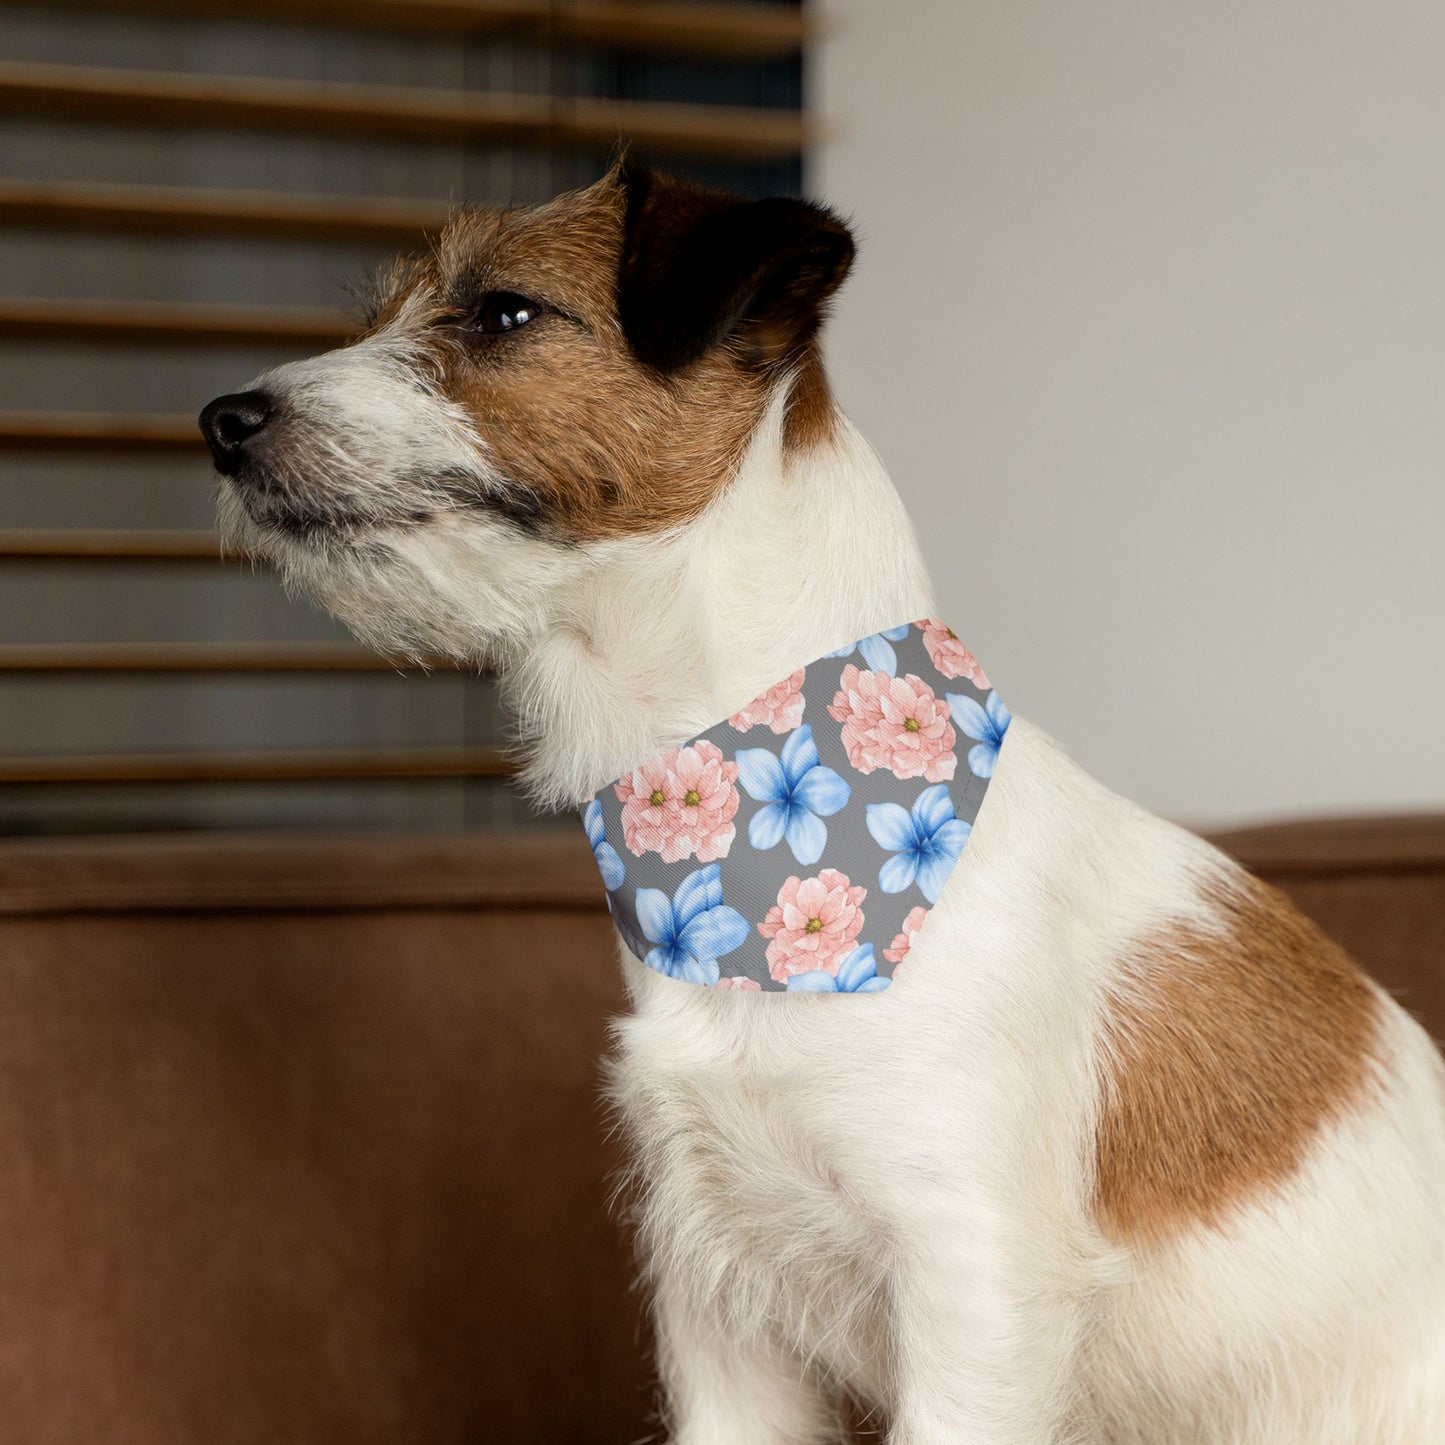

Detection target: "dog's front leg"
[653, 1275, 842, 1445]
[884, 1199, 1093, 1445]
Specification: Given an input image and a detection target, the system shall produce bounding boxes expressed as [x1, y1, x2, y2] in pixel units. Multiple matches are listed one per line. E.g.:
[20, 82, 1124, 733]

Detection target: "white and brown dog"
[200, 164, 1445, 1443]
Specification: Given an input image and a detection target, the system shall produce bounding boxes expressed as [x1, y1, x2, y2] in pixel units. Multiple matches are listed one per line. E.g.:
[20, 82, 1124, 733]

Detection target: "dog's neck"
[504, 390, 937, 808]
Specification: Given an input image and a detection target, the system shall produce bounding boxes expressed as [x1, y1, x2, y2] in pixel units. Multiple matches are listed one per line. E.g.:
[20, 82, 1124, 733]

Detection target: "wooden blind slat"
[0, 413, 203, 452]
[29, 0, 810, 59]
[0, 180, 448, 245]
[0, 297, 353, 349]
[0, 745, 513, 784]
[0, 529, 221, 560]
[0, 62, 812, 161]
[0, 643, 416, 673]
[545, 0, 810, 58]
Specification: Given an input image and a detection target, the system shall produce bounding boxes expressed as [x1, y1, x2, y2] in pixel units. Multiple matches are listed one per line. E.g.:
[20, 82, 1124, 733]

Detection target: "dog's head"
[200, 164, 854, 661]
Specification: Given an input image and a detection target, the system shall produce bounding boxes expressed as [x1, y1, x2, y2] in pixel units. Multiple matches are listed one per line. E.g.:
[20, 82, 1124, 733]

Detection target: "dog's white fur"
[217, 242, 1445, 1445]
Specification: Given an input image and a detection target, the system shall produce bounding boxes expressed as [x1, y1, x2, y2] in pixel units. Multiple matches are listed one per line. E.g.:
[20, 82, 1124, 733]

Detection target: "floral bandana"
[581, 621, 1009, 994]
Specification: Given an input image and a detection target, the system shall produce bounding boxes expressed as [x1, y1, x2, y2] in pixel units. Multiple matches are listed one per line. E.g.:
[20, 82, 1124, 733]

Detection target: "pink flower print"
[716, 976, 762, 992]
[827, 665, 957, 782]
[729, 668, 806, 734]
[614, 739, 740, 864]
[758, 869, 867, 983]
[884, 906, 930, 966]
[918, 619, 989, 688]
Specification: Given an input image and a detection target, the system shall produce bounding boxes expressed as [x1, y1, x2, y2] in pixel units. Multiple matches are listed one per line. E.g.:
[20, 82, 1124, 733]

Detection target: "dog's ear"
[616, 162, 855, 374]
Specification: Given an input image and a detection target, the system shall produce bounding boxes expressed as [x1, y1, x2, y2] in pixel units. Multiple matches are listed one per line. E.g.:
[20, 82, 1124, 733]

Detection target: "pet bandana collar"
[581, 620, 1009, 994]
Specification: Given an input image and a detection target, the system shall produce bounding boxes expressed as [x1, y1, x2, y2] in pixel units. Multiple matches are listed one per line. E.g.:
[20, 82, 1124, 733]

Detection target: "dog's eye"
[471, 291, 544, 335]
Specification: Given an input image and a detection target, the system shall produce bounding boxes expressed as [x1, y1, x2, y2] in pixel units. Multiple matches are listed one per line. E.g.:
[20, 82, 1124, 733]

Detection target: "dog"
[200, 162, 1445, 1443]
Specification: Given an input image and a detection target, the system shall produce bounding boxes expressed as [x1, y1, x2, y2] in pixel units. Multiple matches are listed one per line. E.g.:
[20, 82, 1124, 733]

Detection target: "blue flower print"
[826, 624, 910, 678]
[786, 943, 891, 993]
[736, 724, 851, 866]
[866, 783, 972, 904]
[635, 863, 749, 986]
[945, 691, 1012, 778]
[583, 799, 625, 890]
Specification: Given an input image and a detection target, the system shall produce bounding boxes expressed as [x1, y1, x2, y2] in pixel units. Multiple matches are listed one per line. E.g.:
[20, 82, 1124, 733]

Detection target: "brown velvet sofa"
[0, 817, 1440, 1443]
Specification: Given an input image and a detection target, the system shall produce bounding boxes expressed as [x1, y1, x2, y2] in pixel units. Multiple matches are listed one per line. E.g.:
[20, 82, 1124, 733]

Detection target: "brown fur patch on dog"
[782, 344, 840, 457]
[1093, 872, 1382, 1247]
[363, 172, 842, 541]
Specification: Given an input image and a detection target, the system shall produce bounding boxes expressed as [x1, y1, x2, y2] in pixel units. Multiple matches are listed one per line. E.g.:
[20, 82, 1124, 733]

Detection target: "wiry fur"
[207, 170, 1445, 1443]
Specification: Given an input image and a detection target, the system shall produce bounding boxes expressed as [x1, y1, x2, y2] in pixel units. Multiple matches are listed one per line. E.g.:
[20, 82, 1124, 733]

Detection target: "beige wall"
[812, 0, 1445, 826]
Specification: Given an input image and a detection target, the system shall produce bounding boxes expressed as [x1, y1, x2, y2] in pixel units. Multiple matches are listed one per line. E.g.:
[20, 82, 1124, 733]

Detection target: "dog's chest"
[610, 992, 898, 1384]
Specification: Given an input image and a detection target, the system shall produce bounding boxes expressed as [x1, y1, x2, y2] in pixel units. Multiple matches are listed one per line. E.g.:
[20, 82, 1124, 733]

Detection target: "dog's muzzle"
[199, 390, 274, 477]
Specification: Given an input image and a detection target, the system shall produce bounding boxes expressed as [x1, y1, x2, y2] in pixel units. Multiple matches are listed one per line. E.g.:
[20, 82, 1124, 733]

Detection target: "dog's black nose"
[199, 390, 273, 475]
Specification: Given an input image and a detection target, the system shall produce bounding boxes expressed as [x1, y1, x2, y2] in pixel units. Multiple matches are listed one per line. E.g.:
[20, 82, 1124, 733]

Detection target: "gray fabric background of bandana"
[580, 621, 1009, 994]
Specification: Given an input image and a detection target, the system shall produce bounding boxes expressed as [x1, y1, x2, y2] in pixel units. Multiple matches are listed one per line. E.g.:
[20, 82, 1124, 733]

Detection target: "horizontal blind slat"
[0, 180, 447, 244]
[0, 62, 813, 161]
[0, 746, 514, 783]
[0, 643, 420, 673]
[30, 0, 811, 59]
[0, 412, 204, 452]
[0, 529, 222, 560]
[0, 297, 353, 348]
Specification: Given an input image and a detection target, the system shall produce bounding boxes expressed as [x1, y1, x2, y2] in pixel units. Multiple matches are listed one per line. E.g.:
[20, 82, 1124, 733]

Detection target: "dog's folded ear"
[617, 162, 855, 375]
